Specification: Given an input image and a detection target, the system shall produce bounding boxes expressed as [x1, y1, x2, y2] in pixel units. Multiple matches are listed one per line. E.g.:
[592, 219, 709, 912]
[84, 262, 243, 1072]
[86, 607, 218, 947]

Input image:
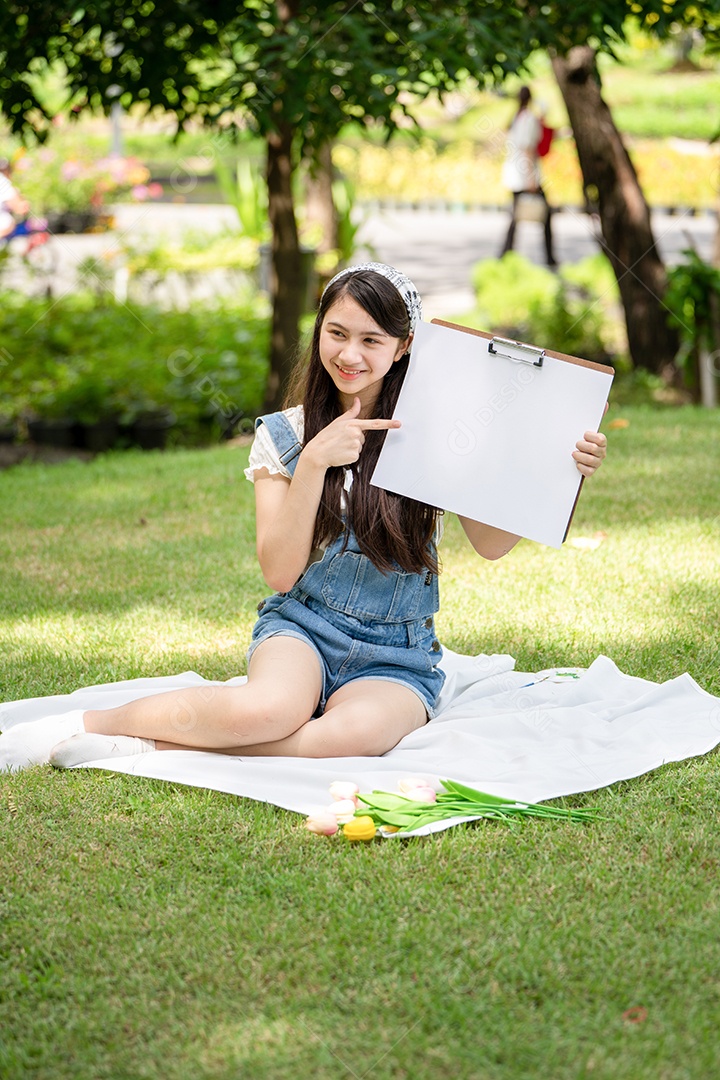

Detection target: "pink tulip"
[398, 777, 433, 794]
[329, 780, 360, 801]
[305, 811, 339, 836]
[326, 799, 357, 823]
[404, 786, 437, 803]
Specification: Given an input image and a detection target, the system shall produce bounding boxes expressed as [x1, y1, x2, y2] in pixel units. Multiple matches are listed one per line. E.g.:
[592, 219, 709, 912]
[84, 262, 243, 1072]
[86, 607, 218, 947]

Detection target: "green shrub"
[465, 252, 623, 365]
[123, 230, 260, 276]
[606, 365, 670, 406]
[665, 249, 720, 397]
[560, 252, 620, 303]
[469, 253, 558, 331]
[0, 291, 270, 441]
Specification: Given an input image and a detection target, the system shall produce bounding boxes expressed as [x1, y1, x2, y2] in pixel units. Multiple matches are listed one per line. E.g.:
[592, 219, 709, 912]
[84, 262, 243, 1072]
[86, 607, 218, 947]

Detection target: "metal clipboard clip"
[488, 336, 545, 368]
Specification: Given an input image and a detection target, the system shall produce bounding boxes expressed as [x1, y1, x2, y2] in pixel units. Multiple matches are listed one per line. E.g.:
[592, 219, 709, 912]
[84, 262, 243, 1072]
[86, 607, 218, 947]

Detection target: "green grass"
[425, 44, 720, 142]
[2, 406, 720, 1079]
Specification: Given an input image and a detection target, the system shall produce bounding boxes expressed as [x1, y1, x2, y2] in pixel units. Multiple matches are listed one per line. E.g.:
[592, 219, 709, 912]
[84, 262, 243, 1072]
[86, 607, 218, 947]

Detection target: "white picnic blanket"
[2, 649, 719, 835]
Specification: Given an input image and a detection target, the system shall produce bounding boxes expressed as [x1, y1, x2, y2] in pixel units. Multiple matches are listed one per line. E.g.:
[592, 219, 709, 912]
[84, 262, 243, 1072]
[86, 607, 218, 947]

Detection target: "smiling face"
[319, 294, 412, 415]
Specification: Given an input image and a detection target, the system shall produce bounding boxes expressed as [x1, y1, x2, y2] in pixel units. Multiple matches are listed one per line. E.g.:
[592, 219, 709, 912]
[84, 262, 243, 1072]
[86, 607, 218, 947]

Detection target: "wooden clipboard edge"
[563, 476, 584, 544]
[429, 319, 616, 376]
[428, 318, 611, 546]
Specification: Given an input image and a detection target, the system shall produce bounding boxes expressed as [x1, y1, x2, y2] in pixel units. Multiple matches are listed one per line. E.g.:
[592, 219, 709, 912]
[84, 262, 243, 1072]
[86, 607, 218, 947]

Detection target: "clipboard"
[370, 319, 614, 549]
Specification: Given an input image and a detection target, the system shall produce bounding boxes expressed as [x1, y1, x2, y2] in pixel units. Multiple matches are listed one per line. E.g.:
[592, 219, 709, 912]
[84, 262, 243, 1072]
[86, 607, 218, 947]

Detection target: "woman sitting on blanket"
[0, 263, 607, 772]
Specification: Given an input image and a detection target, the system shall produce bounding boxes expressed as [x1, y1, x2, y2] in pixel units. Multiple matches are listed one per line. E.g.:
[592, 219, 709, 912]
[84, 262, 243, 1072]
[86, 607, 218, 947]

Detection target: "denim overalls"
[248, 411, 446, 717]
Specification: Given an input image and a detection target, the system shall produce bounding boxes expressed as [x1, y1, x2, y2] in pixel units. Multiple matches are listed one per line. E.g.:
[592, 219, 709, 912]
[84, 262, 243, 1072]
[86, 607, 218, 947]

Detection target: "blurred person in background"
[0, 157, 29, 239]
[499, 86, 557, 268]
[0, 157, 48, 250]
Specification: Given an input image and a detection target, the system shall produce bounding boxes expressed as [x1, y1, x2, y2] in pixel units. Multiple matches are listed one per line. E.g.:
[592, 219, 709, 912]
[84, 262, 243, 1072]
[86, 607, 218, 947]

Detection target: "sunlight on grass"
[1, 610, 252, 658]
[2, 406, 720, 1080]
[1, 408, 718, 699]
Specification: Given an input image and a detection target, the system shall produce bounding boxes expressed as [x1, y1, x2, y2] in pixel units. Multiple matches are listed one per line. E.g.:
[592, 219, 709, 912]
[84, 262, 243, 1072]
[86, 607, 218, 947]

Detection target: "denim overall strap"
[255, 412, 302, 476]
[255, 410, 440, 624]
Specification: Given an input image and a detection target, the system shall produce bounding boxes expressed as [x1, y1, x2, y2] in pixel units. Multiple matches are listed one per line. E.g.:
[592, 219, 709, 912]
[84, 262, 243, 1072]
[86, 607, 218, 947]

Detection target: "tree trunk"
[304, 140, 338, 254]
[264, 122, 304, 412]
[260, 0, 305, 414]
[551, 46, 679, 377]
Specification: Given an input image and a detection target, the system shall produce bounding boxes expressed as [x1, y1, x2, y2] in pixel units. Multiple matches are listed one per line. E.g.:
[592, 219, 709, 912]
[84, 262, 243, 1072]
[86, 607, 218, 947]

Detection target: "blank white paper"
[371, 320, 613, 548]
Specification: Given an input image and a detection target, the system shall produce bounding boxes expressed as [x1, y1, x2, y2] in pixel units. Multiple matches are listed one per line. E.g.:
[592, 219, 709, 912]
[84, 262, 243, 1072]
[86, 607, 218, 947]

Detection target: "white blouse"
[244, 405, 304, 482]
[501, 109, 542, 193]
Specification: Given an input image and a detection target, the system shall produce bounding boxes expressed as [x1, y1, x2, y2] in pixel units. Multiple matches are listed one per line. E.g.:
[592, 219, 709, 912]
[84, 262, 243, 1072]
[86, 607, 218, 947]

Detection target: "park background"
[2, 6, 720, 1079]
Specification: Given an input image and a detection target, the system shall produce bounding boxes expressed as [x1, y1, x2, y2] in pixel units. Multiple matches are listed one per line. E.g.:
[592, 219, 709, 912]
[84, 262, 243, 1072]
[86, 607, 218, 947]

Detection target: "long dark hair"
[284, 270, 439, 575]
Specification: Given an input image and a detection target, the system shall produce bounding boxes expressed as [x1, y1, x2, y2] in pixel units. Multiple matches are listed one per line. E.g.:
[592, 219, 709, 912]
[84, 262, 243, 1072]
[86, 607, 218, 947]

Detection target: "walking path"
[361, 205, 716, 320]
[3, 201, 716, 320]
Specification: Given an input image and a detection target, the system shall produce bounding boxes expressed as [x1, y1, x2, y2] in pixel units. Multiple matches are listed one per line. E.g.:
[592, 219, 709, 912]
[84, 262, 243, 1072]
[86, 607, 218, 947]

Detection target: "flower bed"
[333, 136, 719, 210]
[9, 148, 163, 225]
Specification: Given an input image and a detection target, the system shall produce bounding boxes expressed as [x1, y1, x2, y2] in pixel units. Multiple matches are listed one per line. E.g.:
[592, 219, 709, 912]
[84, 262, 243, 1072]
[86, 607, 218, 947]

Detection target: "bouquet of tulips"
[305, 777, 600, 841]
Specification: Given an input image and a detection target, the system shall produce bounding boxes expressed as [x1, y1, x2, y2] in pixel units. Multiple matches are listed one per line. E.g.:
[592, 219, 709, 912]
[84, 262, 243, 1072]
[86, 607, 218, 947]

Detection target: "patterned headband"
[322, 261, 423, 331]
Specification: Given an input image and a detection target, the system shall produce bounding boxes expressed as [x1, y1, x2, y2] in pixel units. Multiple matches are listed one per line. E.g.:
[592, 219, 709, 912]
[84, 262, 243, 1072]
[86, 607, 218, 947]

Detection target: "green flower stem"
[356, 780, 602, 835]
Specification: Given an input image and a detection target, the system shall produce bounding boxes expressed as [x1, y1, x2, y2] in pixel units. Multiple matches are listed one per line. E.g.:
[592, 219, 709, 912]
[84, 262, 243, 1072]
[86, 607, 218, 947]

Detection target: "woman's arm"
[458, 428, 608, 561]
[254, 398, 401, 592]
[253, 452, 329, 593]
[457, 518, 522, 561]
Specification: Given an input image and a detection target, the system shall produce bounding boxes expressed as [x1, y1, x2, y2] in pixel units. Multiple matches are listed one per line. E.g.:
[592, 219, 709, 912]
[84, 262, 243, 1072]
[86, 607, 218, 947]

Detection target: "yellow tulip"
[343, 816, 377, 842]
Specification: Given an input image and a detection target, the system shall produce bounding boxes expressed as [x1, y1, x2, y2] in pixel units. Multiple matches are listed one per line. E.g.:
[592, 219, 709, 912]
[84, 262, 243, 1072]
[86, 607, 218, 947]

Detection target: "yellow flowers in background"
[333, 136, 717, 209]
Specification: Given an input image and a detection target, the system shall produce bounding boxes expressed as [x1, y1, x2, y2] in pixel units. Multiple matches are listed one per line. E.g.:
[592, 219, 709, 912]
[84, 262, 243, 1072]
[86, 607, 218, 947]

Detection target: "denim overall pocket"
[321, 550, 437, 624]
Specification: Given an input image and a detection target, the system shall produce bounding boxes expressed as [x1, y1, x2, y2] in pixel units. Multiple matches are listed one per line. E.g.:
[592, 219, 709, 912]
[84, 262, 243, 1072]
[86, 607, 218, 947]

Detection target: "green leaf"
[358, 792, 418, 812]
[396, 812, 449, 833]
[372, 810, 426, 828]
[440, 779, 513, 806]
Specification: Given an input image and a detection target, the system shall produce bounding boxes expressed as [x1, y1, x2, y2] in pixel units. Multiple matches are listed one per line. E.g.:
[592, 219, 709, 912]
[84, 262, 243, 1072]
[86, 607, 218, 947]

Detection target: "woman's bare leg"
[83, 637, 323, 749]
[232, 679, 428, 758]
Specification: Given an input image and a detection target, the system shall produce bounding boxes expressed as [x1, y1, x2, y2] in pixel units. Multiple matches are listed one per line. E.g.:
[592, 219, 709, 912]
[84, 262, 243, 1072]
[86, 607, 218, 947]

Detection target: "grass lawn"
[1, 404, 720, 1079]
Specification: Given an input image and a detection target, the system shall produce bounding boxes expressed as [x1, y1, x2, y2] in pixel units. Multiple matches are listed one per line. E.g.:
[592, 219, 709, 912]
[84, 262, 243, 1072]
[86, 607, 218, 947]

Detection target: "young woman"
[0, 263, 607, 771]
